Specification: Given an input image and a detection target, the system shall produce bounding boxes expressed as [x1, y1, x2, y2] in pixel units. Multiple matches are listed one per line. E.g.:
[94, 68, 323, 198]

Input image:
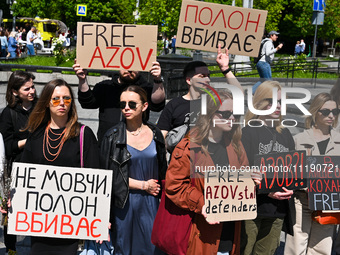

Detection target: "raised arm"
[216, 44, 243, 93]
[149, 61, 166, 104]
[73, 60, 90, 93]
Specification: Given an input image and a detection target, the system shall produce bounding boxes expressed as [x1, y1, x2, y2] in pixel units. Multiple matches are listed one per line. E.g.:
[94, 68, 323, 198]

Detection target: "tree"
[11, 0, 136, 31]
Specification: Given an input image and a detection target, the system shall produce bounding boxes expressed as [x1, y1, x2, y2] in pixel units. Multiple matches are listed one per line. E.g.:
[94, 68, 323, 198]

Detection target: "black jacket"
[0, 103, 35, 162]
[100, 121, 167, 213]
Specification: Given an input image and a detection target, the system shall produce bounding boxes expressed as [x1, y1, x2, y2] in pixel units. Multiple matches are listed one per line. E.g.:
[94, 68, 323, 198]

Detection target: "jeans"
[9, 51, 16, 58]
[27, 44, 35, 55]
[252, 61, 272, 94]
[1, 46, 6, 57]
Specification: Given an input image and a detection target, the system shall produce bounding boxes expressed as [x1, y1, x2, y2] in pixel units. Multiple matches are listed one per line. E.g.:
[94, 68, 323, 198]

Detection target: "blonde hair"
[245, 81, 284, 133]
[190, 90, 243, 160]
[305, 92, 338, 129]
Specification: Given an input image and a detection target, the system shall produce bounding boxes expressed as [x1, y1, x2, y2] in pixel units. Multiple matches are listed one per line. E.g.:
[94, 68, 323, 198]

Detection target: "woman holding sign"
[21, 79, 100, 255]
[100, 85, 167, 255]
[240, 81, 294, 255]
[165, 90, 250, 255]
[285, 92, 340, 255]
[0, 70, 37, 254]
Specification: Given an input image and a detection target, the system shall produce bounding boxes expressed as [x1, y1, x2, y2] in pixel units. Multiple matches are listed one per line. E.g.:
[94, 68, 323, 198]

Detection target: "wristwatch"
[222, 67, 232, 75]
[154, 77, 164, 83]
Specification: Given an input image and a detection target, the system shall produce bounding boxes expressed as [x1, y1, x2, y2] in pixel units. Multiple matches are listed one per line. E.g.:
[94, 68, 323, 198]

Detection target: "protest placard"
[307, 156, 340, 211]
[204, 169, 257, 223]
[176, 0, 267, 57]
[254, 151, 307, 193]
[76, 22, 158, 71]
[8, 162, 112, 240]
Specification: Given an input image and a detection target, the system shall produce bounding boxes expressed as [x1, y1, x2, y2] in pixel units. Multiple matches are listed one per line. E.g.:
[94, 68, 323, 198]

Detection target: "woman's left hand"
[145, 179, 160, 196]
[150, 62, 162, 80]
[96, 222, 111, 244]
[268, 187, 293, 200]
[202, 205, 220, 225]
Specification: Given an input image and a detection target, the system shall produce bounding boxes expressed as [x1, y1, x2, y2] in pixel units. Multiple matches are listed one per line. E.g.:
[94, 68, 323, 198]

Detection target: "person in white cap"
[252, 31, 283, 93]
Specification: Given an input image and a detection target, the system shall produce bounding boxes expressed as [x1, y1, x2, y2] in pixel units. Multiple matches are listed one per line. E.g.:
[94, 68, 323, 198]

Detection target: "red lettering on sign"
[106, 47, 120, 68]
[15, 212, 29, 232]
[198, 7, 213, 25]
[185, 5, 199, 23]
[60, 215, 74, 235]
[31, 212, 43, 232]
[136, 48, 153, 71]
[88, 47, 105, 68]
[120, 48, 134, 70]
[211, 9, 227, 28]
[206, 186, 212, 199]
[91, 219, 101, 238]
[228, 11, 244, 30]
[76, 218, 90, 236]
[245, 13, 261, 32]
[45, 214, 58, 234]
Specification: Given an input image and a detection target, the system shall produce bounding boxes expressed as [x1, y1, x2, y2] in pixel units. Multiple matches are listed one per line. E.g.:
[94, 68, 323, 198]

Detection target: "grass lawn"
[1, 55, 338, 79]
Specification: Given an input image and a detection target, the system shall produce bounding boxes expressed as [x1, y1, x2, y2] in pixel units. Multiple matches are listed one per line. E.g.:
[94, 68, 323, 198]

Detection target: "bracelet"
[141, 181, 144, 190]
[222, 67, 232, 75]
[154, 77, 164, 83]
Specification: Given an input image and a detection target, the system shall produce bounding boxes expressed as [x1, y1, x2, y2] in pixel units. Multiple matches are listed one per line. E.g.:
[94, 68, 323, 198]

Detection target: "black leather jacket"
[100, 121, 167, 211]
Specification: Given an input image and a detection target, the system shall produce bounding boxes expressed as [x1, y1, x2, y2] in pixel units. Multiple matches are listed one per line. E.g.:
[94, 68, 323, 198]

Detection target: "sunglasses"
[119, 101, 138, 110]
[318, 108, 339, 116]
[50, 96, 72, 107]
[216, 110, 239, 119]
[265, 98, 281, 105]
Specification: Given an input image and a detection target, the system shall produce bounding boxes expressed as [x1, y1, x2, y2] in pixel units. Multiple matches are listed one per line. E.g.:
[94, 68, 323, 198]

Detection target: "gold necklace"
[128, 125, 143, 136]
[43, 123, 67, 161]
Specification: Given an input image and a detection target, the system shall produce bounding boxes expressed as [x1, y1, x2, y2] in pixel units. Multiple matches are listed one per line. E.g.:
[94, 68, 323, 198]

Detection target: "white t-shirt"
[300, 41, 306, 52]
[26, 30, 35, 45]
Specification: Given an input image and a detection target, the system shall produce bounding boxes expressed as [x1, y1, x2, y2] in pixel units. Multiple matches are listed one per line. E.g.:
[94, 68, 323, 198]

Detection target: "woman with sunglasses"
[165, 90, 250, 255]
[240, 81, 294, 255]
[284, 92, 340, 255]
[20, 79, 100, 254]
[101, 85, 167, 255]
[0, 70, 37, 254]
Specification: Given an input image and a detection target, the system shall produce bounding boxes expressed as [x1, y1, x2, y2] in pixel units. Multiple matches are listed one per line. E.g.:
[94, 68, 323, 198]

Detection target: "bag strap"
[80, 125, 85, 168]
[10, 108, 18, 134]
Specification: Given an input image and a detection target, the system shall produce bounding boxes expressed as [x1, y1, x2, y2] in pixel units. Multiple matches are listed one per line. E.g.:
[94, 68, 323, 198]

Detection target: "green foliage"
[5, 0, 340, 47]
[137, 0, 182, 36]
[179, 48, 192, 58]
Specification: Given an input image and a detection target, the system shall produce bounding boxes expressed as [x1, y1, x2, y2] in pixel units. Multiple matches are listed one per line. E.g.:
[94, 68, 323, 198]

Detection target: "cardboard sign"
[77, 22, 158, 71]
[204, 170, 257, 223]
[176, 0, 267, 57]
[307, 156, 340, 211]
[8, 163, 112, 240]
[254, 151, 307, 193]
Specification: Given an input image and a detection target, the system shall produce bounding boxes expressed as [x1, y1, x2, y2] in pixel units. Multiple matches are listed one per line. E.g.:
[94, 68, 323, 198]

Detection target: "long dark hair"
[26, 79, 80, 140]
[6, 70, 36, 108]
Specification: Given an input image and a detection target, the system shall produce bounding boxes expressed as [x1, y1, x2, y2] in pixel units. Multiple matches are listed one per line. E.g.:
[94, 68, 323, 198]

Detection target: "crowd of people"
[0, 26, 33, 58]
[0, 42, 340, 255]
[0, 25, 73, 58]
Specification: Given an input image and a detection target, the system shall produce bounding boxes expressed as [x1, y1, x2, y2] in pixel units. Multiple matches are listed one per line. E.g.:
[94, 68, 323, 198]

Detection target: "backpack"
[253, 40, 267, 64]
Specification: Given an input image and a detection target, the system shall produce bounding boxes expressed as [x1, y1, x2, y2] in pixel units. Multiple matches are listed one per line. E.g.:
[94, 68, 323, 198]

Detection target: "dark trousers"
[4, 225, 16, 251]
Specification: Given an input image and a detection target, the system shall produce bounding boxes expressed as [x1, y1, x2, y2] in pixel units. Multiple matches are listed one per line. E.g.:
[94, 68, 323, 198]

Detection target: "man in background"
[253, 31, 283, 93]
